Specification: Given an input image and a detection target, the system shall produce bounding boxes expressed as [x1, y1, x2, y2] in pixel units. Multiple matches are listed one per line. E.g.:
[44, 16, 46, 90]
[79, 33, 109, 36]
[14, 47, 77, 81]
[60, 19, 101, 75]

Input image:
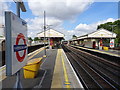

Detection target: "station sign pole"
[16, 2, 20, 17]
[14, 2, 22, 89]
[7, 0, 26, 89]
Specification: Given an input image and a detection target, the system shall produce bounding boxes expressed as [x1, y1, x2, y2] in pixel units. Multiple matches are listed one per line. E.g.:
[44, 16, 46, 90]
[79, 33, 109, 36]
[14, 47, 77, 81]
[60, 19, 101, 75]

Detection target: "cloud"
[27, 0, 93, 20]
[27, 17, 63, 38]
[26, 0, 94, 39]
[1, 1, 116, 41]
[60, 18, 116, 40]
[27, 17, 116, 40]
[0, 1, 9, 24]
[73, 18, 116, 37]
[0, 1, 10, 36]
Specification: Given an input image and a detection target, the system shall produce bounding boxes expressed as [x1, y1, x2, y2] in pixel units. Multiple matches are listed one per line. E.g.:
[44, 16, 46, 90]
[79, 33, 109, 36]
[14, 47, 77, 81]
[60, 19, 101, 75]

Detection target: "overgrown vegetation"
[72, 35, 77, 39]
[0, 36, 4, 38]
[28, 37, 33, 41]
[34, 37, 40, 41]
[97, 20, 120, 46]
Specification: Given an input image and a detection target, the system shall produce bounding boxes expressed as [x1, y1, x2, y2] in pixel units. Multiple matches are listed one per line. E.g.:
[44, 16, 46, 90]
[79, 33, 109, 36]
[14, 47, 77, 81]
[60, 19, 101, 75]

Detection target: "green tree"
[97, 20, 120, 46]
[72, 35, 77, 39]
[34, 37, 40, 41]
[28, 37, 33, 41]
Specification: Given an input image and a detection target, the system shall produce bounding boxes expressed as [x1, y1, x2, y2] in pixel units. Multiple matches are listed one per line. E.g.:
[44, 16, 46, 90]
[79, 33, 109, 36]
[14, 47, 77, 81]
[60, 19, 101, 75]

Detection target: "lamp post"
[111, 25, 116, 38]
[109, 25, 116, 48]
[46, 25, 52, 49]
[44, 11, 46, 56]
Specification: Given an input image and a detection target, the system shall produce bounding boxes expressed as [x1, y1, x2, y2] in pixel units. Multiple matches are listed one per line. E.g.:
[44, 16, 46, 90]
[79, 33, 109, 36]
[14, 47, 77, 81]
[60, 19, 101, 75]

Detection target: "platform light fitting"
[13, 0, 26, 12]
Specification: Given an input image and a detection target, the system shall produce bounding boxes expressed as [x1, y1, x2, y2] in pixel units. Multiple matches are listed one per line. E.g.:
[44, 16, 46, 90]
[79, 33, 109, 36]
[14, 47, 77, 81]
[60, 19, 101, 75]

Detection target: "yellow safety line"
[0, 66, 6, 72]
[72, 45, 120, 57]
[51, 49, 63, 88]
[28, 48, 44, 60]
[60, 49, 71, 89]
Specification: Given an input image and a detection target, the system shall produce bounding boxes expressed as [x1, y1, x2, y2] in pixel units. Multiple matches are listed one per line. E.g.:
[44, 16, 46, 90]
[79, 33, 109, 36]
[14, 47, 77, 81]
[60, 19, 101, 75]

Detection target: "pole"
[111, 25, 113, 41]
[49, 29, 50, 49]
[110, 25, 116, 48]
[110, 25, 113, 48]
[46, 25, 52, 49]
[16, 2, 20, 17]
[44, 11, 46, 55]
[110, 25, 113, 40]
[14, 2, 23, 89]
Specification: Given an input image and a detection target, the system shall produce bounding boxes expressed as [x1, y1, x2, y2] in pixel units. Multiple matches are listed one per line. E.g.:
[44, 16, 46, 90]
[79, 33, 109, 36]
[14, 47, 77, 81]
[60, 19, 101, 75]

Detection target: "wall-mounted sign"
[110, 39, 114, 48]
[5, 11, 27, 76]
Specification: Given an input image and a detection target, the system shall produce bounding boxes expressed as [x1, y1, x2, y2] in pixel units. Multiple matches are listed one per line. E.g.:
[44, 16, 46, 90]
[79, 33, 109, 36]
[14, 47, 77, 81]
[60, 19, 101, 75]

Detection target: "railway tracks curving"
[62, 45, 120, 89]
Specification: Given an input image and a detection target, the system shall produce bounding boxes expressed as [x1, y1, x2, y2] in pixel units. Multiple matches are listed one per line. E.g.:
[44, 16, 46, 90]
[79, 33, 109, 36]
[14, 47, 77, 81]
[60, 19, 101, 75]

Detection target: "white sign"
[110, 39, 114, 48]
[5, 11, 28, 76]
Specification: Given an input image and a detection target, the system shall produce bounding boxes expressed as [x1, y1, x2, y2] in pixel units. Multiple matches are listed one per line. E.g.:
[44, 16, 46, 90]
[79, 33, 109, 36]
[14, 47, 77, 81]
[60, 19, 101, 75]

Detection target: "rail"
[62, 45, 120, 89]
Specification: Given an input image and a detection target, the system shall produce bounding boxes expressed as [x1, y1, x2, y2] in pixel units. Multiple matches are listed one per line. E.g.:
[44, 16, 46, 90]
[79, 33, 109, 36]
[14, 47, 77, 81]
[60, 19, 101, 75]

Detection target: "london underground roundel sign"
[5, 12, 28, 76]
[14, 33, 27, 62]
[110, 39, 114, 48]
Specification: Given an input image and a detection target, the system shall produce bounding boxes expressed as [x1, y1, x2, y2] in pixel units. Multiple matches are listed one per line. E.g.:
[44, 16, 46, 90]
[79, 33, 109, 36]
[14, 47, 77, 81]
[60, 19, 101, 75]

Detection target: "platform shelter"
[37, 29, 64, 48]
[70, 29, 117, 49]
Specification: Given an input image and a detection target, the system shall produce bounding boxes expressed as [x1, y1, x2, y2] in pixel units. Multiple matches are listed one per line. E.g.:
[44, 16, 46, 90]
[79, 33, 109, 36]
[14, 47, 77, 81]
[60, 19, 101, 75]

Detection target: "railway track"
[0, 44, 48, 67]
[62, 45, 120, 89]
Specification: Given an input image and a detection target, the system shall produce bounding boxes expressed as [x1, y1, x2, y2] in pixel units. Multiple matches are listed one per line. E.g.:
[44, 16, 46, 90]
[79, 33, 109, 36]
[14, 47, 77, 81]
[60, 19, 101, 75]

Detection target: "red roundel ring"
[110, 42, 113, 46]
[16, 33, 26, 62]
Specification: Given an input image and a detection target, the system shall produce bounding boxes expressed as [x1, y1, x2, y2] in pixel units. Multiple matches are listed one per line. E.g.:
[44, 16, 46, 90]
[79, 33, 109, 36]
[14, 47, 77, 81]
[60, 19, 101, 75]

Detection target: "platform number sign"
[5, 11, 28, 76]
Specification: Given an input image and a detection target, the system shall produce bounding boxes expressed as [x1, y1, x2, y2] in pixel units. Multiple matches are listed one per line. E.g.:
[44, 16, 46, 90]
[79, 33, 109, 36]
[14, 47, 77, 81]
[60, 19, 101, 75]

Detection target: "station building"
[0, 24, 5, 51]
[69, 29, 117, 49]
[37, 29, 64, 48]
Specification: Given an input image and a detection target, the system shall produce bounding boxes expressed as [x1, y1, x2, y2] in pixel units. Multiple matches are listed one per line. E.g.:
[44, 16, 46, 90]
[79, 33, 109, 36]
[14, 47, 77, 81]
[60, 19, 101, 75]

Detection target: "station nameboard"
[5, 11, 28, 76]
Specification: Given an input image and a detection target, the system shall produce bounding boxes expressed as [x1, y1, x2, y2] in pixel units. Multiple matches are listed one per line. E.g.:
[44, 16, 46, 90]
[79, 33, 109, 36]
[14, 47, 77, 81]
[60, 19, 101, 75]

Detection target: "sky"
[0, 0, 119, 40]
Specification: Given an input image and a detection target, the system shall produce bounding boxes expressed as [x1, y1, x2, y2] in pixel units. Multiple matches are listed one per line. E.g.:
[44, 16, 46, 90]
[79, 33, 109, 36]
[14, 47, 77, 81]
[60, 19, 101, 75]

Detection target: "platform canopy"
[77, 29, 117, 40]
[37, 29, 64, 38]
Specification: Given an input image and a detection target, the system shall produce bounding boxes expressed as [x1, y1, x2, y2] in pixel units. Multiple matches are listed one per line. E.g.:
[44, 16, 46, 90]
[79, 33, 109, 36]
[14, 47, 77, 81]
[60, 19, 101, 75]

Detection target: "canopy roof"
[37, 29, 64, 38]
[77, 29, 117, 40]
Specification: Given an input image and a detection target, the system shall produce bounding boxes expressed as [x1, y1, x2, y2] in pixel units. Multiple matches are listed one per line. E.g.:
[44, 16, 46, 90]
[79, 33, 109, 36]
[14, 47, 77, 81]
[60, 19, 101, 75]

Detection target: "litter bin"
[103, 46, 109, 51]
[23, 58, 42, 78]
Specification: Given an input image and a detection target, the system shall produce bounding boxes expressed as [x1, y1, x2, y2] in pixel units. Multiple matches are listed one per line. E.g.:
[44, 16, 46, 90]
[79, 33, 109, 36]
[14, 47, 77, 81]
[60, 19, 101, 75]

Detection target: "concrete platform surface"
[1, 47, 57, 89]
[71, 45, 120, 57]
[51, 49, 83, 89]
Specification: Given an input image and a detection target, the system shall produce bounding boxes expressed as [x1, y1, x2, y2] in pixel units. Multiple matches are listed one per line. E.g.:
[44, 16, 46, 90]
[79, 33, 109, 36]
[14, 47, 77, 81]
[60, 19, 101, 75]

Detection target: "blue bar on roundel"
[14, 45, 27, 52]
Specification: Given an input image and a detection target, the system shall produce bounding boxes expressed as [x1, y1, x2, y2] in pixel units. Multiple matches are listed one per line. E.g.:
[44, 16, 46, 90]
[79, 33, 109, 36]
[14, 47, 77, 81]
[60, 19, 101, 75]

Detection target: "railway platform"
[98, 49, 120, 57]
[71, 45, 120, 58]
[1, 47, 83, 89]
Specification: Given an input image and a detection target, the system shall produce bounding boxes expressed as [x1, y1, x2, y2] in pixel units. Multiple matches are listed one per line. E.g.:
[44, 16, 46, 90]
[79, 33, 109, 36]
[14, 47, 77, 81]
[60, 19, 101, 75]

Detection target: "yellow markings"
[28, 48, 44, 60]
[87, 48, 120, 57]
[0, 66, 6, 81]
[51, 49, 63, 88]
[60, 49, 71, 89]
[72, 45, 120, 57]
[43, 55, 47, 58]
[65, 82, 71, 85]
[0, 66, 6, 72]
